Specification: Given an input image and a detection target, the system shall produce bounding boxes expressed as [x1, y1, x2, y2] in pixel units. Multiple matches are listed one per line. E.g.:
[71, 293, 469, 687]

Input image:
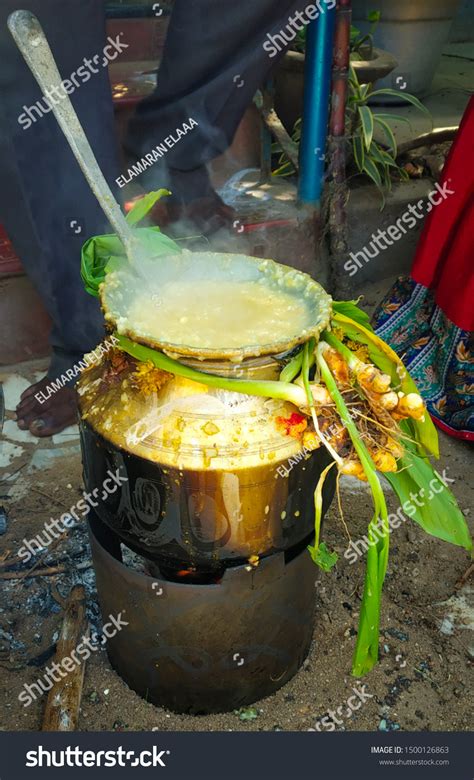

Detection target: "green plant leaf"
[353, 132, 365, 172]
[308, 542, 338, 571]
[379, 149, 399, 168]
[349, 64, 363, 100]
[80, 226, 181, 297]
[280, 348, 303, 382]
[332, 300, 373, 329]
[362, 156, 383, 191]
[369, 89, 432, 121]
[236, 707, 259, 721]
[125, 189, 171, 226]
[272, 162, 294, 177]
[374, 112, 413, 129]
[369, 141, 389, 167]
[116, 334, 307, 408]
[358, 105, 374, 150]
[373, 116, 397, 156]
[385, 452, 472, 552]
[363, 159, 386, 208]
[383, 165, 393, 192]
[316, 342, 390, 677]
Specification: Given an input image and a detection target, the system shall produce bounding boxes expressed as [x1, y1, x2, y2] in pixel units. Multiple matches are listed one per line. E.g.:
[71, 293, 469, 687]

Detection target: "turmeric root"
[340, 459, 368, 481]
[369, 449, 398, 473]
[393, 392, 425, 421]
[378, 391, 399, 411]
[384, 436, 404, 459]
[356, 364, 392, 394]
[324, 347, 350, 384]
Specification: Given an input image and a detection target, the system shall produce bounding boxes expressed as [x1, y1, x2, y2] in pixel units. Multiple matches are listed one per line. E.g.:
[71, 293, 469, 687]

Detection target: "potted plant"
[273, 54, 430, 205]
[274, 13, 397, 132]
[352, 0, 462, 98]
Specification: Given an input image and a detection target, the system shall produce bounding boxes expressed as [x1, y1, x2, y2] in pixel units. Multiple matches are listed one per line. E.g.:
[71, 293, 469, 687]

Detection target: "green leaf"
[332, 300, 373, 330]
[374, 112, 413, 129]
[316, 343, 390, 677]
[353, 531, 383, 676]
[369, 89, 432, 120]
[80, 226, 181, 297]
[353, 133, 365, 172]
[308, 542, 338, 571]
[379, 149, 399, 168]
[116, 335, 307, 408]
[381, 164, 392, 192]
[125, 189, 170, 226]
[373, 116, 397, 156]
[362, 156, 383, 190]
[358, 105, 374, 150]
[369, 141, 389, 167]
[385, 452, 472, 552]
[279, 348, 303, 382]
[235, 707, 259, 721]
[349, 64, 362, 98]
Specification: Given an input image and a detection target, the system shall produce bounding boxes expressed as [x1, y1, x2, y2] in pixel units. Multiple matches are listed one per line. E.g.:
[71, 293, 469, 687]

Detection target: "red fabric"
[411, 96, 474, 332]
[432, 415, 474, 442]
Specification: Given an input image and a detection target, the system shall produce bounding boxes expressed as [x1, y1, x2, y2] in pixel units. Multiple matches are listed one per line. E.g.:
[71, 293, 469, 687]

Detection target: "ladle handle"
[8, 9, 136, 261]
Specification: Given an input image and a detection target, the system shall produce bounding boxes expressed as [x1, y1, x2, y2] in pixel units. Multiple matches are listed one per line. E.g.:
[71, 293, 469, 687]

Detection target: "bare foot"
[15, 377, 77, 437]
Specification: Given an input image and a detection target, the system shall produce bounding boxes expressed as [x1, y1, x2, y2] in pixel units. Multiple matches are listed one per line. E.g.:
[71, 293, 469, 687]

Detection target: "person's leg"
[125, 0, 312, 227]
[0, 0, 121, 434]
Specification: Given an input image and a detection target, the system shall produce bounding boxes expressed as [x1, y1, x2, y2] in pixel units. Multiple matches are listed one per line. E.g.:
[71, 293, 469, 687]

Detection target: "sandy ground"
[0, 355, 473, 734]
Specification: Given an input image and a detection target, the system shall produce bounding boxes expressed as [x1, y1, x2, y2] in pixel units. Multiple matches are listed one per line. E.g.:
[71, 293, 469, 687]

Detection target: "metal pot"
[78, 351, 335, 573]
[88, 511, 318, 713]
[79, 250, 336, 571]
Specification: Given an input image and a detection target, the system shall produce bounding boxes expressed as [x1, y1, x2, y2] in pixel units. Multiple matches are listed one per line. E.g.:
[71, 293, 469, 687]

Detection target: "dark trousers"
[0, 0, 309, 374]
[126, 0, 309, 175]
[0, 0, 120, 376]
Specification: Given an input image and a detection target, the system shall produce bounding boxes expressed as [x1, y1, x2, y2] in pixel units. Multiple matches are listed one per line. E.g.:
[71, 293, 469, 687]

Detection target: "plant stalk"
[316, 341, 390, 675]
[117, 334, 307, 408]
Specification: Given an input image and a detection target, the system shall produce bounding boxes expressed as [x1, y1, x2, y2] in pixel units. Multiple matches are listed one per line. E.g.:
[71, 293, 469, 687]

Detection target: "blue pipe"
[297, 6, 336, 206]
